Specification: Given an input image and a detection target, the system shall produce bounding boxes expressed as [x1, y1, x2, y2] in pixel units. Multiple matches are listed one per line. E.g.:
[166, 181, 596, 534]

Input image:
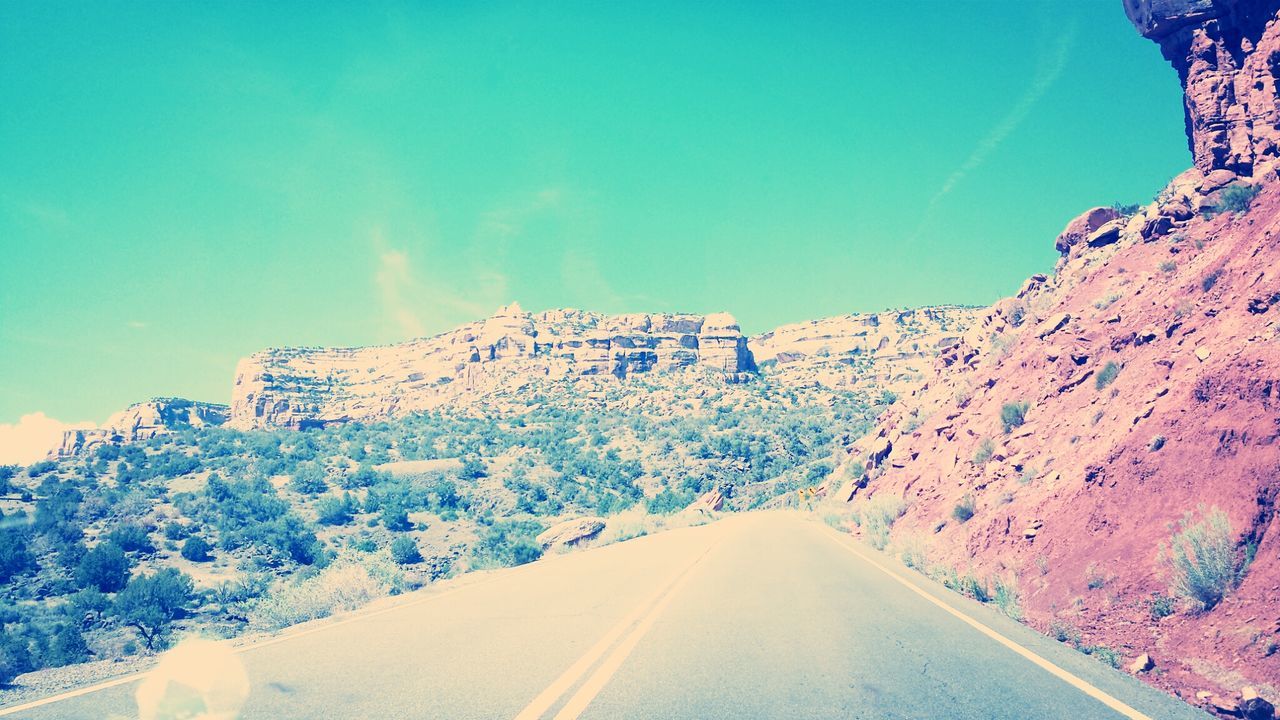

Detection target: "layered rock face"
[749, 306, 983, 397]
[1125, 0, 1280, 174]
[229, 303, 757, 429]
[56, 398, 229, 456]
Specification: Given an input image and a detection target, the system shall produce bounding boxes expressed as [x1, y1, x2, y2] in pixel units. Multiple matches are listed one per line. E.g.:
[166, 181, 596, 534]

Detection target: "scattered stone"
[1037, 313, 1072, 339]
[1056, 207, 1122, 256]
[536, 517, 606, 550]
[1127, 653, 1154, 674]
[1195, 347, 1212, 362]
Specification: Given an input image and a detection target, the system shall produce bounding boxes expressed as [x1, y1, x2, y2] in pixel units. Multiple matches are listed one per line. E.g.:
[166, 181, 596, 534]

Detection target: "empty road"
[3, 513, 1207, 719]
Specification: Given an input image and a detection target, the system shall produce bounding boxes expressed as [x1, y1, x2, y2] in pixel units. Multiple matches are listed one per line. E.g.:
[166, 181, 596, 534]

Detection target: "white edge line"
[817, 523, 1153, 720]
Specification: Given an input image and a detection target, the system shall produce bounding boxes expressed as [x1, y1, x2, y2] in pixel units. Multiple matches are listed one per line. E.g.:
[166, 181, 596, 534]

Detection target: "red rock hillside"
[825, 0, 1280, 714]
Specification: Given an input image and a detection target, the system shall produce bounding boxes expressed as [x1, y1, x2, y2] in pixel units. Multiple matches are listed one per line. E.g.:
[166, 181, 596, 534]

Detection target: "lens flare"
[135, 638, 250, 720]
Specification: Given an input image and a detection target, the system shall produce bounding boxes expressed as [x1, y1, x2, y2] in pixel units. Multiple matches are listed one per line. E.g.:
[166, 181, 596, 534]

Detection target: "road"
[3, 512, 1207, 719]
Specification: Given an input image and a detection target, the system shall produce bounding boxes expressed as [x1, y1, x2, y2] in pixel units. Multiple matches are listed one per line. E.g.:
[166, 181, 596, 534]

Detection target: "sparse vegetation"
[1162, 505, 1243, 611]
[973, 438, 994, 464]
[1095, 361, 1120, 390]
[1201, 267, 1224, 292]
[390, 537, 423, 565]
[860, 495, 907, 550]
[1000, 401, 1029, 433]
[1213, 183, 1260, 215]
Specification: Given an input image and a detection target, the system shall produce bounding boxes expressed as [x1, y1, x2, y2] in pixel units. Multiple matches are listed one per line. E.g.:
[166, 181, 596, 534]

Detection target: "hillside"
[824, 0, 1280, 713]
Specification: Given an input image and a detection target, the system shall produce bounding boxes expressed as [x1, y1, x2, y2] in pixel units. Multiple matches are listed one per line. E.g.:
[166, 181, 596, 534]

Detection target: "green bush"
[1000, 402, 1029, 433]
[390, 537, 423, 565]
[1213, 183, 1259, 214]
[0, 526, 34, 583]
[317, 494, 357, 526]
[180, 536, 213, 562]
[1095, 362, 1120, 390]
[973, 438, 994, 464]
[76, 542, 131, 593]
[114, 568, 195, 649]
[107, 525, 154, 554]
[952, 495, 976, 523]
[1162, 506, 1242, 611]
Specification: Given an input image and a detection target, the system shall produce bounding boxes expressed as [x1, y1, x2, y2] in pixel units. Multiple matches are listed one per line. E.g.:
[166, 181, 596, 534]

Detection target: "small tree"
[114, 568, 195, 650]
[390, 536, 423, 565]
[76, 542, 131, 593]
[180, 536, 213, 562]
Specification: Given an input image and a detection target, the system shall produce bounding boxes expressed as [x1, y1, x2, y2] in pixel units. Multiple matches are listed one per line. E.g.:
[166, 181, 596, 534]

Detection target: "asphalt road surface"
[3, 512, 1208, 719]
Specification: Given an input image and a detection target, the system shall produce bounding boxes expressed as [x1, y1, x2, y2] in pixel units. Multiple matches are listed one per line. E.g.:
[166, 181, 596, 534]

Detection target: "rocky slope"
[824, 1, 1280, 713]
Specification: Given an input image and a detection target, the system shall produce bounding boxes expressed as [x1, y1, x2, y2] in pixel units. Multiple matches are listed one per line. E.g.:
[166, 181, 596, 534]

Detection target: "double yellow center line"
[513, 538, 719, 720]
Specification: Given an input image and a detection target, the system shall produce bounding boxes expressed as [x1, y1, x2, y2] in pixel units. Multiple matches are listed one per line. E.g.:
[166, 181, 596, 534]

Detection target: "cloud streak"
[909, 24, 1077, 241]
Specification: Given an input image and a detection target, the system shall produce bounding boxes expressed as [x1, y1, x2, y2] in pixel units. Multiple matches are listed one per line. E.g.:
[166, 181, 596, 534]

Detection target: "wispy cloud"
[0, 412, 95, 465]
[908, 23, 1077, 241]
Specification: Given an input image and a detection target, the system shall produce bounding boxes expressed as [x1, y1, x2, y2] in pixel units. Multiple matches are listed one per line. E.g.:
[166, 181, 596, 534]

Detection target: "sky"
[0, 1, 1189, 455]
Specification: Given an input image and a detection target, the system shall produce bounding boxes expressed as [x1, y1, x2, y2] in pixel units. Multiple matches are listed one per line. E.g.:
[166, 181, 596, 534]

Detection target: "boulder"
[1056, 207, 1122, 256]
[1036, 313, 1072, 339]
[536, 517, 606, 550]
[1085, 219, 1125, 248]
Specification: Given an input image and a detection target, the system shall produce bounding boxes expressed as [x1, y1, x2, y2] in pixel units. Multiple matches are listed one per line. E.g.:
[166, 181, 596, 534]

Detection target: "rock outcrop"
[230, 304, 758, 429]
[749, 306, 983, 398]
[1125, 0, 1280, 175]
[56, 398, 229, 456]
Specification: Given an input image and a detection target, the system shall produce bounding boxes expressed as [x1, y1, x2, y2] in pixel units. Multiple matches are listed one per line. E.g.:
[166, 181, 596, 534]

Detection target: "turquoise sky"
[1, 1, 1188, 425]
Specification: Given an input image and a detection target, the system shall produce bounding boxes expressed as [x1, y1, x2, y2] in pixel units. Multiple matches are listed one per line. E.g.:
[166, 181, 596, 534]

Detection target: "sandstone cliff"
[55, 398, 229, 457]
[229, 303, 758, 430]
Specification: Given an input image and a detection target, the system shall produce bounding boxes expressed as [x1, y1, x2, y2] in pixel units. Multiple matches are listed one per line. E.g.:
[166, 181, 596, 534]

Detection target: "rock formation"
[229, 304, 758, 430]
[1125, 0, 1280, 175]
[55, 398, 229, 456]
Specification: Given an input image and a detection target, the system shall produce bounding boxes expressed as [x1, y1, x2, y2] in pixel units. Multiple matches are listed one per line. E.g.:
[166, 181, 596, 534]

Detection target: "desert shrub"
[250, 557, 401, 630]
[1159, 260, 1177, 273]
[46, 623, 90, 667]
[1085, 563, 1107, 589]
[289, 462, 328, 495]
[470, 519, 544, 569]
[952, 495, 976, 523]
[1110, 201, 1140, 216]
[1213, 182, 1259, 214]
[26, 460, 56, 477]
[107, 525, 154, 554]
[76, 541, 131, 593]
[180, 536, 212, 562]
[1000, 402, 1029, 433]
[316, 494, 357, 526]
[1148, 592, 1176, 621]
[647, 488, 694, 515]
[1201, 267, 1224, 292]
[1095, 361, 1120, 390]
[0, 526, 34, 583]
[861, 495, 906, 550]
[959, 574, 990, 603]
[162, 522, 189, 541]
[1080, 645, 1120, 668]
[390, 537, 423, 565]
[972, 438, 994, 464]
[114, 568, 195, 649]
[992, 575, 1022, 620]
[380, 502, 412, 531]
[1162, 505, 1241, 611]
[458, 457, 487, 480]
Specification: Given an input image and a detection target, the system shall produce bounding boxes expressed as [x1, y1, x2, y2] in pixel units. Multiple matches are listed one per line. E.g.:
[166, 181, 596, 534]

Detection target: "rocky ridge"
[226, 303, 980, 431]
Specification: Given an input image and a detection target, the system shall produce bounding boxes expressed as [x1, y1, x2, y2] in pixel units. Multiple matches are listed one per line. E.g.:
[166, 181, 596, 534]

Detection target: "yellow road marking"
[550, 541, 716, 720]
[513, 538, 718, 720]
[818, 523, 1154, 720]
